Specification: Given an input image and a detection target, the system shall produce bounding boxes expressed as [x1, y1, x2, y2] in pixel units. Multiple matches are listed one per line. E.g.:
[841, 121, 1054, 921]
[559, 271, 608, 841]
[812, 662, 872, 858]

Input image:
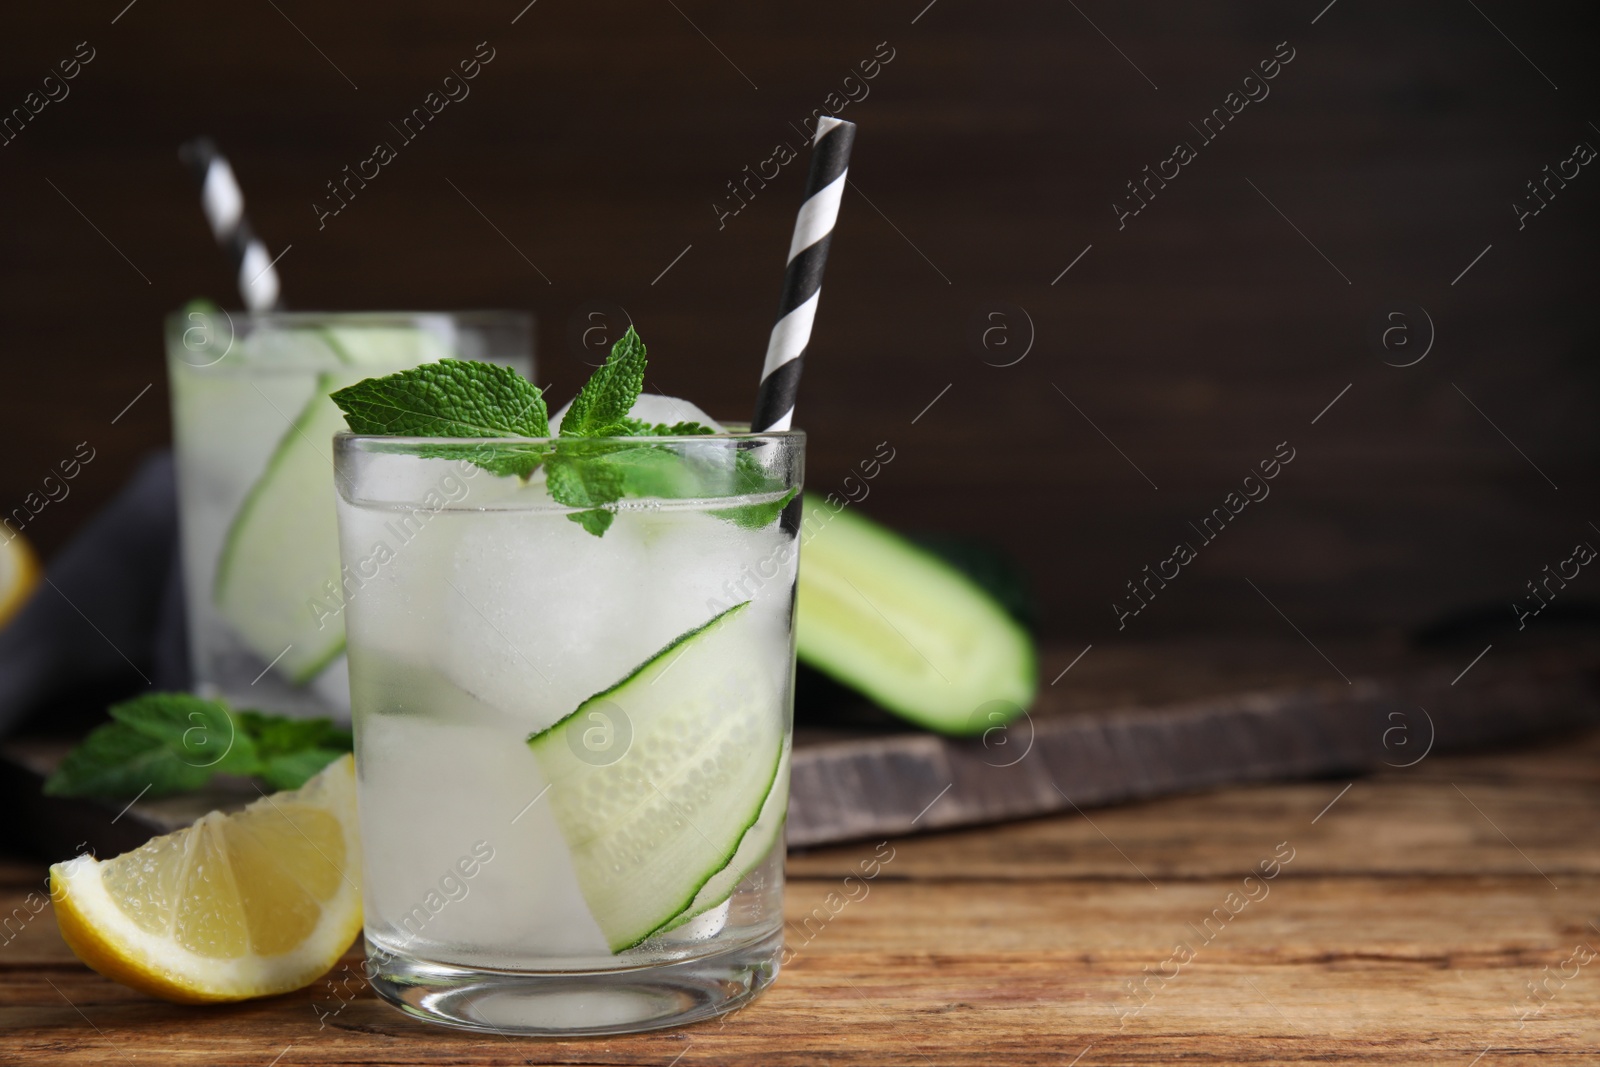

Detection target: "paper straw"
[751, 116, 856, 433]
[178, 138, 282, 311]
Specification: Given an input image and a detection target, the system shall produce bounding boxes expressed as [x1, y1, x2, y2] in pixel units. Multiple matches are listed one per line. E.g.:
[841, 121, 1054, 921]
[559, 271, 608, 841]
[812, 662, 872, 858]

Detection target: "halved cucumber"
[796, 494, 1037, 735]
[213, 376, 349, 684]
[527, 601, 786, 952]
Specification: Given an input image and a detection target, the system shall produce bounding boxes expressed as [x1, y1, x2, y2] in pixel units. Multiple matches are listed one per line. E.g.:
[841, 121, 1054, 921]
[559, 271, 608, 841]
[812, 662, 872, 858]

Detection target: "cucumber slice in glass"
[661, 739, 788, 934]
[527, 601, 787, 952]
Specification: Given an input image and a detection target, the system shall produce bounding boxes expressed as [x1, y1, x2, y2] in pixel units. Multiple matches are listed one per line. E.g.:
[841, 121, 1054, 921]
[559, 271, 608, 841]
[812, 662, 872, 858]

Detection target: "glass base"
[368, 929, 783, 1036]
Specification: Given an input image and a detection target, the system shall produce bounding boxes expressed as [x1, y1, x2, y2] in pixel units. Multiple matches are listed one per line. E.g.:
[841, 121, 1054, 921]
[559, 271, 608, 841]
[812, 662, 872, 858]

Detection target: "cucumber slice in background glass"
[212, 374, 353, 684]
[211, 326, 452, 685]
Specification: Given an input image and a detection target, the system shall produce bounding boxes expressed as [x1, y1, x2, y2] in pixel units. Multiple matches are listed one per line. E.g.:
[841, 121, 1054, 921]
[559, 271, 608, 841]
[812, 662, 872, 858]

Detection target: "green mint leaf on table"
[559, 326, 647, 437]
[237, 712, 353, 791]
[44, 696, 353, 800]
[330, 360, 550, 478]
[44, 722, 213, 799]
[111, 692, 260, 777]
[258, 748, 351, 791]
[235, 711, 352, 759]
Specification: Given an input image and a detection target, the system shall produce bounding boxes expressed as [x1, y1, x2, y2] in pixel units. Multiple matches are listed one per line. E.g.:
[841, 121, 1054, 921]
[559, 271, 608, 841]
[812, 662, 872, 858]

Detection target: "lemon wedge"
[50, 754, 363, 1003]
[0, 531, 40, 628]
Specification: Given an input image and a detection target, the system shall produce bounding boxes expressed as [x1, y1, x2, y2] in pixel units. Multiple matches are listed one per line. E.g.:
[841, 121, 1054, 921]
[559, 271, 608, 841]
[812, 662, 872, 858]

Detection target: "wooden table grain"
[3, 728, 1596, 1065]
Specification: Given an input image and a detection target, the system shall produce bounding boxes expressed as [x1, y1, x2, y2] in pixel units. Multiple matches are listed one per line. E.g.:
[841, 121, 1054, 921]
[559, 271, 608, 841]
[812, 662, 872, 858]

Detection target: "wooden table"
[3, 727, 1596, 1065]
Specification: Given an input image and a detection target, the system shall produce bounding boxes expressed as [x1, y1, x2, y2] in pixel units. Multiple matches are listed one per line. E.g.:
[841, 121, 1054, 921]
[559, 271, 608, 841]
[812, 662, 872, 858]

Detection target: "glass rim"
[336, 427, 804, 447]
[163, 308, 532, 327]
[165, 309, 533, 371]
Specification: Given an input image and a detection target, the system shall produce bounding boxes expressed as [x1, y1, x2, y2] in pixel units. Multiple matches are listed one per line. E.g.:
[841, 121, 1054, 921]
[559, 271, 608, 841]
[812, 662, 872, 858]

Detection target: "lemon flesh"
[50, 754, 362, 1003]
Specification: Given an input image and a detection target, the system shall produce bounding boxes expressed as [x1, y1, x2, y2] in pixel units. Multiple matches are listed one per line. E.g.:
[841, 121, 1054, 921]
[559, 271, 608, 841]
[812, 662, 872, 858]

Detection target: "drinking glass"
[332, 428, 802, 1034]
[165, 310, 532, 717]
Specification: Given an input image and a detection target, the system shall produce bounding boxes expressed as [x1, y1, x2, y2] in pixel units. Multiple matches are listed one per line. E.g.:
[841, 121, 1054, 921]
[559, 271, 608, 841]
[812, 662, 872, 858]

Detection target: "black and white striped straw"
[178, 138, 282, 311]
[751, 116, 856, 433]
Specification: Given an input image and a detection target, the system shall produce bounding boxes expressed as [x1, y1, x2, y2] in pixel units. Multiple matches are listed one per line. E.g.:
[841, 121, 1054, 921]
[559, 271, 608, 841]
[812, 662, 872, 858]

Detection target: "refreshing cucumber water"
[165, 311, 528, 717]
[339, 478, 797, 974]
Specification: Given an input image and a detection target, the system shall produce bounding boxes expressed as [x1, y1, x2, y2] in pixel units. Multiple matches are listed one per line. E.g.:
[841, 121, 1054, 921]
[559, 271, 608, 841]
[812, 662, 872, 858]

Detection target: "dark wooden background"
[2, 0, 1595, 646]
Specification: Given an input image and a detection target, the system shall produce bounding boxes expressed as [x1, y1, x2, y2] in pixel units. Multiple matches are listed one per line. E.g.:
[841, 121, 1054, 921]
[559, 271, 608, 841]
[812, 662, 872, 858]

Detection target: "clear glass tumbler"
[165, 310, 532, 717]
[332, 429, 803, 1035]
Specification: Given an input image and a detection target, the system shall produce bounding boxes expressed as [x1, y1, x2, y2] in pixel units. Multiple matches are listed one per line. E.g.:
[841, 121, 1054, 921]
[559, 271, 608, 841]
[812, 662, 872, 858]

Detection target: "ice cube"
[640, 508, 794, 634]
[436, 504, 788, 735]
[336, 495, 469, 671]
[438, 508, 669, 732]
[549, 393, 724, 435]
[358, 701, 610, 962]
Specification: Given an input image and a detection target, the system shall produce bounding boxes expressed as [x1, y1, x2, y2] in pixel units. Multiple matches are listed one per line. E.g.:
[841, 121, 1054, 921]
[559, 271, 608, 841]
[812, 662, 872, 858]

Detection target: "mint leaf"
[732, 448, 784, 493]
[568, 508, 615, 536]
[331, 361, 549, 478]
[259, 748, 348, 791]
[546, 448, 625, 535]
[560, 327, 647, 437]
[606, 418, 717, 437]
[239, 712, 351, 790]
[545, 433, 793, 538]
[44, 697, 353, 800]
[595, 445, 702, 499]
[45, 722, 214, 799]
[546, 450, 625, 505]
[626, 420, 716, 437]
[332, 360, 548, 437]
[111, 693, 260, 776]
[711, 486, 799, 530]
[701, 450, 792, 530]
[237, 711, 352, 760]
[419, 441, 549, 480]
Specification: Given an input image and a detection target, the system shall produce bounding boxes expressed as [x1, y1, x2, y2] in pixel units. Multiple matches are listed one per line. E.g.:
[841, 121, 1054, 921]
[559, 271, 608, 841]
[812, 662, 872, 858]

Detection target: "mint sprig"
[44, 694, 352, 800]
[329, 326, 792, 536]
[544, 327, 719, 531]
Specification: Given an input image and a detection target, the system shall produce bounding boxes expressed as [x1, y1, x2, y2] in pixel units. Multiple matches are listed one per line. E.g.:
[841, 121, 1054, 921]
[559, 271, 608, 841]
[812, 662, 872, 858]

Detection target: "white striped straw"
[179, 138, 282, 311]
[751, 116, 856, 433]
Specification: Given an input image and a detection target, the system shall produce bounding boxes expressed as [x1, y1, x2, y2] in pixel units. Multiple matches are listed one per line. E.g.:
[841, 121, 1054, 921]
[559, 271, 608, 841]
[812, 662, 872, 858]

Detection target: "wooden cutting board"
[3, 636, 1596, 859]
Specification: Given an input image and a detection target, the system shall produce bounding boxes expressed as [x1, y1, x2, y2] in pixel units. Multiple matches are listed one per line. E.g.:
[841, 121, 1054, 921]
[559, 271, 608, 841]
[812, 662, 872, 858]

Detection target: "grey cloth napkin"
[0, 451, 188, 738]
